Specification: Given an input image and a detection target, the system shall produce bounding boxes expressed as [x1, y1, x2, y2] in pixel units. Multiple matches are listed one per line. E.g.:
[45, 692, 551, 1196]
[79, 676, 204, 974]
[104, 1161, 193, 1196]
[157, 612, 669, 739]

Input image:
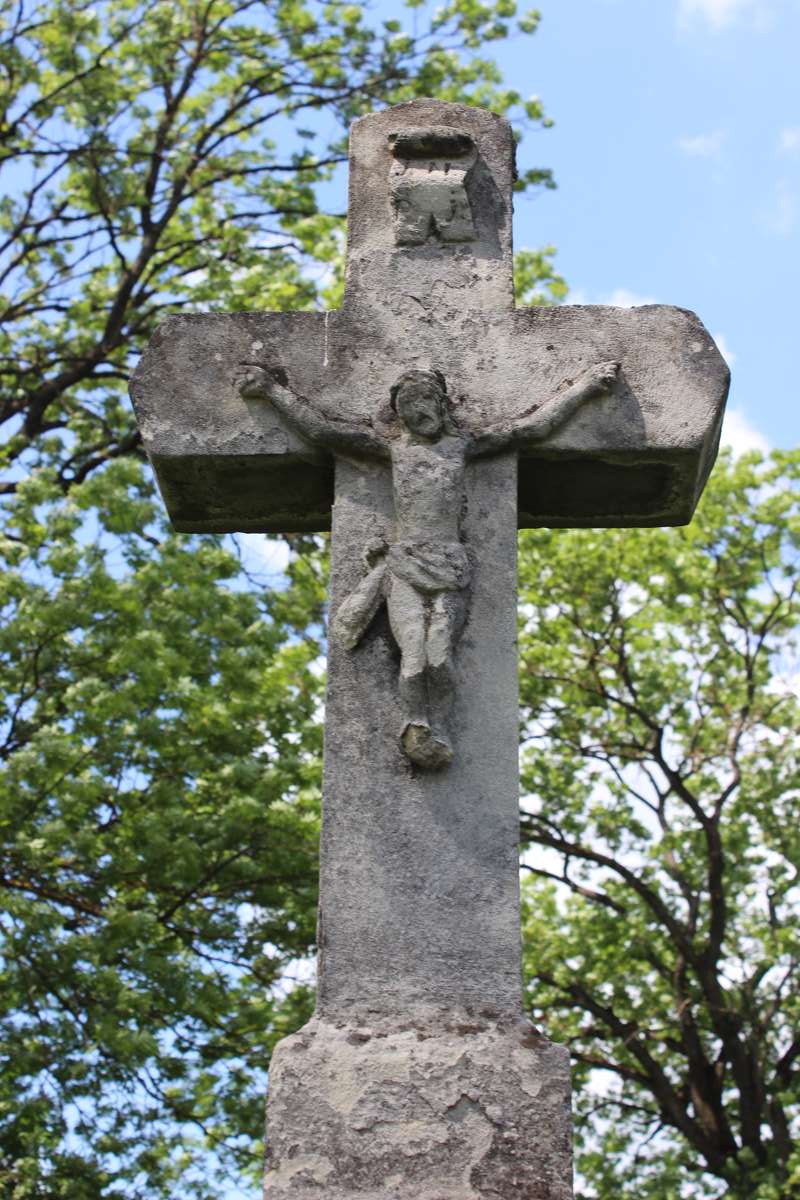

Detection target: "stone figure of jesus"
[239, 360, 619, 769]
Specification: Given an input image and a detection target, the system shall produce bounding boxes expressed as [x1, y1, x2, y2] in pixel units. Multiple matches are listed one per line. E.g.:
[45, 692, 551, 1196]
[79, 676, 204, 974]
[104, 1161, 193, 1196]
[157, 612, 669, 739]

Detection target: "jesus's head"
[389, 369, 448, 439]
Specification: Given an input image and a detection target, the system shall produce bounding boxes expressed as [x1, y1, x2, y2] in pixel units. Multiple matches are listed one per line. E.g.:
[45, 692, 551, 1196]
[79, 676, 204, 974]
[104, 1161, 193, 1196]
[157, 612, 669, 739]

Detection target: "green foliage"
[0, 462, 329, 1196]
[0, 0, 554, 495]
[0, 517, 327, 1195]
[514, 245, 568, 306]
[0, 1, 560, 1193]
[518, 450, 800, 1199]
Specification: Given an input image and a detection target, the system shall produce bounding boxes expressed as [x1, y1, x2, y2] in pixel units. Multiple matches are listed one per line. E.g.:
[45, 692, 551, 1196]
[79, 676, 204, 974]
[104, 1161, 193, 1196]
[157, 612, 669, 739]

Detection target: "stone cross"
[130, 99, 728, 1200]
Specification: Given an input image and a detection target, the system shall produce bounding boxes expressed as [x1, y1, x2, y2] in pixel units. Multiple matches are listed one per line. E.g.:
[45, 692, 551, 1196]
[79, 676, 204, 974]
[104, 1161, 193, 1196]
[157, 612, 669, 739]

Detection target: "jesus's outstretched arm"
[238, 366, 389, 460]
[468, 360, 620, 459]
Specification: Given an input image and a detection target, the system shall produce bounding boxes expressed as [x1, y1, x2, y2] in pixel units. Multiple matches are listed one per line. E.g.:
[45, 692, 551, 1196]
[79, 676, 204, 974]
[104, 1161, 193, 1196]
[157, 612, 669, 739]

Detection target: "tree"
[0, 1, 557, 1194]
[518, 449, 800, 1199]
[7, 10, 796, 1187]
[0, 0, 552, 495]
[0, 462, 328, 1197]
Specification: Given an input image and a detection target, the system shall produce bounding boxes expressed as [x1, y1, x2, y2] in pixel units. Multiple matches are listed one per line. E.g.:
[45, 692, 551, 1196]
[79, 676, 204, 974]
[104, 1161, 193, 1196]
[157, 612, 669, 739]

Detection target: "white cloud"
[760, 179, 797, 236]
[678, 0, 773, 31]
[677, 130, 726, 158]
[721, 408, 770, 456]
[604, 287, 658, 308]
[713, 332, 737, 366]
[570, 287, 658, 308]
[778, 127, 800, 155]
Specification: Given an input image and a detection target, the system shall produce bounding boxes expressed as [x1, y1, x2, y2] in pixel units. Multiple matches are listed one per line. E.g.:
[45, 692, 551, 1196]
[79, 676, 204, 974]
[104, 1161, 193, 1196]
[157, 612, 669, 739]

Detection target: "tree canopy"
[0, 0, 552, 496]
[1, 461, 330, 1196]
[519, 449, 800, 1200]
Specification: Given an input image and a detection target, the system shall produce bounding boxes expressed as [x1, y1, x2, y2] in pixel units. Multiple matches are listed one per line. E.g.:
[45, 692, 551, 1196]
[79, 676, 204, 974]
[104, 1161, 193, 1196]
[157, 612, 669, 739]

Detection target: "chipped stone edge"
[264, 1014, 574, 1200]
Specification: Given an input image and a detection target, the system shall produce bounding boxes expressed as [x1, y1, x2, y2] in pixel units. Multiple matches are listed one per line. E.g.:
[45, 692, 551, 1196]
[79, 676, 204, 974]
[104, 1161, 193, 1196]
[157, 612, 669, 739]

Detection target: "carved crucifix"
[130, 100, 728, 1200]
[238, 356, 619, 769]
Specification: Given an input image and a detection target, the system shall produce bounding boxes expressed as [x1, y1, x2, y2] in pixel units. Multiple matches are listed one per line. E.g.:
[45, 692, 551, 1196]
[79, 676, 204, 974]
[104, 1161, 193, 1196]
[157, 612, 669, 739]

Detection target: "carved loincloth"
[332, 539, 470, 650]
[387, 540, 471, 595]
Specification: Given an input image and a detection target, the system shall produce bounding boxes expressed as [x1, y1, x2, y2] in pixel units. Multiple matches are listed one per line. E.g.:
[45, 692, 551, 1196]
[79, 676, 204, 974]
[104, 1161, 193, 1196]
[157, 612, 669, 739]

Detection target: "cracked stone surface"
[264, 1016, 572, 1200]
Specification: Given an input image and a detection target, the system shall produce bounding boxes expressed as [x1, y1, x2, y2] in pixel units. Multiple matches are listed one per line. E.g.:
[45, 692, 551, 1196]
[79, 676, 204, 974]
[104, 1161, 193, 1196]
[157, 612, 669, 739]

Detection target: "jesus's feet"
[400, 721, 454, 770]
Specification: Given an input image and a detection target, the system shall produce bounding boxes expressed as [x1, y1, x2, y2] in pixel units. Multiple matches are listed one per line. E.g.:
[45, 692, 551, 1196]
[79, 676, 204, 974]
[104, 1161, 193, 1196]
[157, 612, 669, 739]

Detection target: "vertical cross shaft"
[263, 452, 579, 1200]
[263, 103, 576, 1200]
[314, 104, 524, 1021]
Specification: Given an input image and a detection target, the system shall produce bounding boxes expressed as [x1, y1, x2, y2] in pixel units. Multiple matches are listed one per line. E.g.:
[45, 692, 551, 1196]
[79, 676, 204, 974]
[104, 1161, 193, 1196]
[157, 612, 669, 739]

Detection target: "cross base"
[265, 1013, 573, 1200]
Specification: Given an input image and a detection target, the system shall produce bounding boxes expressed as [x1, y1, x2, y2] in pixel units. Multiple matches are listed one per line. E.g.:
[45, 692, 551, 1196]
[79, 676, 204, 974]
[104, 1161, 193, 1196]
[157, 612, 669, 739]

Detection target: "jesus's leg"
[425, 588, 469, 754]
[386, 574, 427, 725]
[387, 576, 452, 770]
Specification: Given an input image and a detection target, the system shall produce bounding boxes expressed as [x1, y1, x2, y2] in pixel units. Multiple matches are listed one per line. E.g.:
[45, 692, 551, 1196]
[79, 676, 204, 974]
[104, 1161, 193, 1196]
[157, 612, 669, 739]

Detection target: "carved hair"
[383, 368, 460, 437]
[389, 368, 447, 411]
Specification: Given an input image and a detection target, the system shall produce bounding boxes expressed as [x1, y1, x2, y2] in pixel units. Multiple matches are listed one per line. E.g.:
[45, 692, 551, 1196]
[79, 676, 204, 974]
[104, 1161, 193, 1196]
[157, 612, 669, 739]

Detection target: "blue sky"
[486, 0, 799, 453]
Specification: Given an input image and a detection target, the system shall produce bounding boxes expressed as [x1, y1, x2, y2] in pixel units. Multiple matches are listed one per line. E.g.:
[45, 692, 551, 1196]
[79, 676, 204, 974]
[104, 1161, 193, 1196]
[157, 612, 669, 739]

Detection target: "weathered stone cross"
[130, 100, 728, 1200]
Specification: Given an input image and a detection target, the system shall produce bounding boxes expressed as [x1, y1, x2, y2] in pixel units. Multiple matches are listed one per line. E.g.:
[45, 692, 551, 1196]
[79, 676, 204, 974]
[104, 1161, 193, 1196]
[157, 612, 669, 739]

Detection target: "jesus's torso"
[389, 433, 466, 545]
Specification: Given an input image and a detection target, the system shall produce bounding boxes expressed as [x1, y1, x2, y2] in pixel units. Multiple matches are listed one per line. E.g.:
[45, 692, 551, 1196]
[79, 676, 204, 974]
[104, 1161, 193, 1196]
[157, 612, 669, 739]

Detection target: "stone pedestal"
[265, 1014, 572, 1200]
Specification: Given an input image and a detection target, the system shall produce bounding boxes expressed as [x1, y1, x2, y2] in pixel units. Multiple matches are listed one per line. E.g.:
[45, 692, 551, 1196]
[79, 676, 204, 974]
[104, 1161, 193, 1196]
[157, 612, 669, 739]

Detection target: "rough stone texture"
[128, 98, 732, 1199]
[388, 125, 478, 245]
[130, 302, 728, 534]
[264, 1016, 572, 1200]
[260, 449, 571, 1200]
[318, 453, 521, 1016]
[261, 452, 577, 1199]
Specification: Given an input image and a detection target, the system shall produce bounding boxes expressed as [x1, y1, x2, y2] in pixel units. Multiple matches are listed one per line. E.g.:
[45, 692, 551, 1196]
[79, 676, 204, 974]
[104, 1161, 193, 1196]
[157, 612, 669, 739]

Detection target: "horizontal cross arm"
[468, 360, 620, 459]
[240, 369, 388, 462]
[495, 304, 729, 527]
[130, 311, 337, 533]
